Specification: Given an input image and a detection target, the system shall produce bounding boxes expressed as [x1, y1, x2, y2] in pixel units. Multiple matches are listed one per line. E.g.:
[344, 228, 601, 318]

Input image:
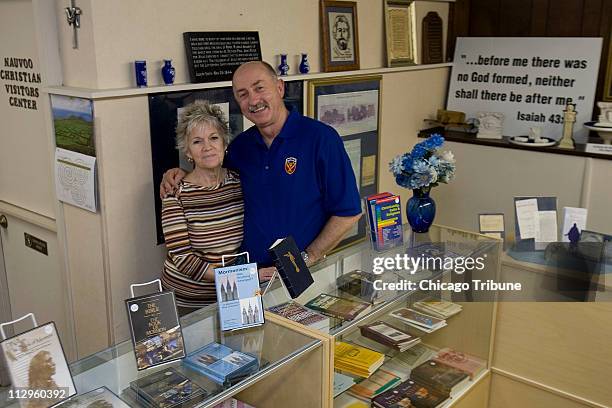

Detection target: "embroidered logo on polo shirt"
[284, 157, 297, 175]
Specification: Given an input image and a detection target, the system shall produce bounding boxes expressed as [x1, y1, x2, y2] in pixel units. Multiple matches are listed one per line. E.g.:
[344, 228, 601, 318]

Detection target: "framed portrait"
[308, 75, 382, 251]
[320, 1, 360, 72]
[383, 0, 417, 67]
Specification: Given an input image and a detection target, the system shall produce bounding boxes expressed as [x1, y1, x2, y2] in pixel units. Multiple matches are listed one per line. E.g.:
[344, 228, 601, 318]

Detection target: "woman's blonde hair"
[175, 100, 230, 154]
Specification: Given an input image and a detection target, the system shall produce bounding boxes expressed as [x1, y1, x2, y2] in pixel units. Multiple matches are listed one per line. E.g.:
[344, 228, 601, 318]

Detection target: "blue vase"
[278, 54, 289, 76]
[299, 53, 310, 74]
[161, 59, 175, 85]
[407, 187, 436, 233]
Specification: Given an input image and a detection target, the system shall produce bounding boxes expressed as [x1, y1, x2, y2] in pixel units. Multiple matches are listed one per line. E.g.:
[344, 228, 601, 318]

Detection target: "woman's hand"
[160, 168, 187, 198]
[258, 267, 277, 283]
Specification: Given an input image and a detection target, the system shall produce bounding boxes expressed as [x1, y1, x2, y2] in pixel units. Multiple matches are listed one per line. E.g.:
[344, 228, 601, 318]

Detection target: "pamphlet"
[215, 263, 264, 331]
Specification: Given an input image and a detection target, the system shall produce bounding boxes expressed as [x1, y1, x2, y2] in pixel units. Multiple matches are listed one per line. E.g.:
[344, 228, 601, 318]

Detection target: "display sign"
[447, 37, 602, 142]
[183, 32, 262, 83]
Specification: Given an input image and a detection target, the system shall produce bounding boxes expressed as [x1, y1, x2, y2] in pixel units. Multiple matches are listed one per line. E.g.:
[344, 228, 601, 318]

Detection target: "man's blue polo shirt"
[224, 109, 361, 265]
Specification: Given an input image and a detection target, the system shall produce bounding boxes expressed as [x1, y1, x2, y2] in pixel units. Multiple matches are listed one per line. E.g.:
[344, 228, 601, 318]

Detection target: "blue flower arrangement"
[389, 134, 456, 190]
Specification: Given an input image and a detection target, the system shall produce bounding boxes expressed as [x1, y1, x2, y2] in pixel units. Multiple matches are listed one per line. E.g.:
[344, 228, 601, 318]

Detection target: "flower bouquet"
[389, 134, 455, 232]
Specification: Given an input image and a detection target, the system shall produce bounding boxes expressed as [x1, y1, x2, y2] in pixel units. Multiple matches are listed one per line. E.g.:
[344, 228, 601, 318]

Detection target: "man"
[333, 15, 351, 51]
[161, 61, 361, 268]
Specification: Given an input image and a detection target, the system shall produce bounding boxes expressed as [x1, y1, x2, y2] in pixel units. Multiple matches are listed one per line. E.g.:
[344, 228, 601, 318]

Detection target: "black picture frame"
[308, 75, 382, 252]
[149, 81, 304, 244]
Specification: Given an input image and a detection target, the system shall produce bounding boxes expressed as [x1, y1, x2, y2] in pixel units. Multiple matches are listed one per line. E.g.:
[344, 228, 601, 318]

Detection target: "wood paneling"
[447, 0, 612, 109]
[499, 0, 533, 36]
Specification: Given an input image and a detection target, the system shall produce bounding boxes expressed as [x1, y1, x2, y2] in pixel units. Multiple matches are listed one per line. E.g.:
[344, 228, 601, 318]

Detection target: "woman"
[161, 100, 244, 313]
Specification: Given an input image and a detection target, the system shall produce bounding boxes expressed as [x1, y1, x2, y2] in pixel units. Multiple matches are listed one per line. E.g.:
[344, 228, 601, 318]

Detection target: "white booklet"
[215, 262, 264, 331]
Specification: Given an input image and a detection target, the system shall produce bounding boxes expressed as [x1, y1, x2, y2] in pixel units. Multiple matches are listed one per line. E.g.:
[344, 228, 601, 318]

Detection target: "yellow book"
[335, 342, 385, 368]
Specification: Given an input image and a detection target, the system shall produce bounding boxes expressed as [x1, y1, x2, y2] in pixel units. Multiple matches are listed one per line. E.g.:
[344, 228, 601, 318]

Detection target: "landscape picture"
[51, 95, 95, 157]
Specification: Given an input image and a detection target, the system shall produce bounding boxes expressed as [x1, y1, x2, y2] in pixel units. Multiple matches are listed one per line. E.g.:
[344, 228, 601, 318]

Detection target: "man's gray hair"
[175, 100, 230, 155]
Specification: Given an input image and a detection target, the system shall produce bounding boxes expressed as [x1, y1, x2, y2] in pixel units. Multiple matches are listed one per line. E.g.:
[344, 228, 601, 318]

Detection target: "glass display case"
[0, 303, 325, 408]
[263, 224, 501, 408]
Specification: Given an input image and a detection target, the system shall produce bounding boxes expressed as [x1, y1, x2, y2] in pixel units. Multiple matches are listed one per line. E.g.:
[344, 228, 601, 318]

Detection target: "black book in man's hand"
[268, 236, 314, 299]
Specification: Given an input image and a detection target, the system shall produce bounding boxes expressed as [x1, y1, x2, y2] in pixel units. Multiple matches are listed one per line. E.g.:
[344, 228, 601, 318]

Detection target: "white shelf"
[43, 63, 453, 100]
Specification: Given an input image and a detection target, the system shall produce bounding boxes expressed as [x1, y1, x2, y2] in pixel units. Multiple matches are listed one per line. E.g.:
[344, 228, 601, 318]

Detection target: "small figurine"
[476, 112, 504, 139]
[559, 103, 576, 149]
[567, 223, 581, 248]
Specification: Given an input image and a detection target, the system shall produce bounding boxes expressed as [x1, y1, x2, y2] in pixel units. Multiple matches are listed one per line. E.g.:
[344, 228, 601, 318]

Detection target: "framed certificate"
[383, 0, 417, 67]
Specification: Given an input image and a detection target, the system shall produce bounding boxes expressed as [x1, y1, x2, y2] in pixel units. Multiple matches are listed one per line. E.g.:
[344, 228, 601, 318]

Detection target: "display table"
[264, 224, 501, 408]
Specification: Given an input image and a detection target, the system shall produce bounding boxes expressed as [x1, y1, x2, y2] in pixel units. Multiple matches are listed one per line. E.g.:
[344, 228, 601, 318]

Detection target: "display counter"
[0, 224, 501, 408]
[264, 224, 501, 408]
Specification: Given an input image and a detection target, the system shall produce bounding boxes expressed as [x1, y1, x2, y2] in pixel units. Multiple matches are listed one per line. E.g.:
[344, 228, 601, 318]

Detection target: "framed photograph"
[605, 30, 612, 101]
[320, 1, 360, 72]
[383, 0, 417, 67]
[308, 75, 382, 251]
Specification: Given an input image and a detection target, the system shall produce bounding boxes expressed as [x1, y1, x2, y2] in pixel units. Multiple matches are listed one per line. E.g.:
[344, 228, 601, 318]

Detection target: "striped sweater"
[161, 170, 244, 308]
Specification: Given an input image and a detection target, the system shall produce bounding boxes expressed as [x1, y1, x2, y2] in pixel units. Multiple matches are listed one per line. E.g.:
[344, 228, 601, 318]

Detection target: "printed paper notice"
[561, 207, 588, 242]
[55, 147, 97, 212]
[515, 198, 539, 239]
[536, 210, 558, 243]
[479, 214, 504, 232]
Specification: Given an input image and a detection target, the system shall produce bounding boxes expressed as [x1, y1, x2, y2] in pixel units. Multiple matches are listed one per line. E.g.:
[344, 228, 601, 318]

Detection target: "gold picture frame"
[384, 0, 417, 67]
[320, 1, 360, 72]
[307, 75, 383, 253]
[605, 31, 612, 101]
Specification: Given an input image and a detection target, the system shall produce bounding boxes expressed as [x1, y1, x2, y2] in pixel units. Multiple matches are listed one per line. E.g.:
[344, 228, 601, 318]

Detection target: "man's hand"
[258, 266, 277, 283]
[160, 168, 187, 198]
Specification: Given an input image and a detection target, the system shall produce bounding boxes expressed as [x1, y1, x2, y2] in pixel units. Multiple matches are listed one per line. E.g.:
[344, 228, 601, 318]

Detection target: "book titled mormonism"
[125, 291, 185, 370]
[268, 236, 314, 298]
[214, 262, 264, 331]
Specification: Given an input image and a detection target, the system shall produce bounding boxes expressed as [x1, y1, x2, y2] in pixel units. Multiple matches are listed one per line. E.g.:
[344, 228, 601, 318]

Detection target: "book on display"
[411, 300, 462, 320]
[305, 294, 371, 321]
[346, 369, 401, 401]
[214, 262, 264, 331]
[130, 368, 208, 408]
[410, 360, 469, 397]
[268, 236, 314, 298]
[183, 342, 258, 385]
[390, 308, 447, 333]
[334, 342, 385, 378]
[380, 344, 437, 381]
[433, 348, 486, 380]
[366, 193, 403, 251]
[212, 398, 255, 408]
[125, 291, 185, 370]
[266, 301, 329, 331]
[0, 322, 77, 408]
[334, 372, 357, 397]
[336, 270, 382, 304]
[359, 321, 421, 352]
[371, 378, 448, 408]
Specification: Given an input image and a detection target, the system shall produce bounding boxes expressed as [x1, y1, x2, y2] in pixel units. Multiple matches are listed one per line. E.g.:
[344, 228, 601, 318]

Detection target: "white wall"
[0, 0, 55, 217]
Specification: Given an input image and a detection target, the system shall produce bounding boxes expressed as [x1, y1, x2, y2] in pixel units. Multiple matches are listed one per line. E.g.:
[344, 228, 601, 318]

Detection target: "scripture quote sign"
[184, 32, 262, 83]
[447, 37, 602, 142]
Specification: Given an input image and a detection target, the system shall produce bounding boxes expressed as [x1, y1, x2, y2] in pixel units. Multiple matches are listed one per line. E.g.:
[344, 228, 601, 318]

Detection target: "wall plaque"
[24, 232, 47, 255]
[183, 32, 262, 83]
